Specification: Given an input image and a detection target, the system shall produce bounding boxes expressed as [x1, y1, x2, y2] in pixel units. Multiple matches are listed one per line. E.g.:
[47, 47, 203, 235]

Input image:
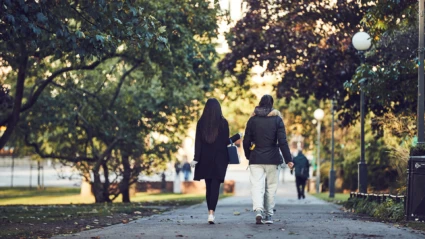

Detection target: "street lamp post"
[352, 31, 372, 193]
[329, 98, 336, 198]
[314, 108, 325, 194]
[418, 0, 425, 144]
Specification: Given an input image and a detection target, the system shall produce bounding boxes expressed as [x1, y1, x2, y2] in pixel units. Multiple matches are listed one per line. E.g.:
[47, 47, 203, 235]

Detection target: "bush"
[344, 198, 405, 222]
[410, 143, 425, 156]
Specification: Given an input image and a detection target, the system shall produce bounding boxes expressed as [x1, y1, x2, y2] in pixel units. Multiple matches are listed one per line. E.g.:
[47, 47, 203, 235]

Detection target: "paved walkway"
[53, 170, 425, 239]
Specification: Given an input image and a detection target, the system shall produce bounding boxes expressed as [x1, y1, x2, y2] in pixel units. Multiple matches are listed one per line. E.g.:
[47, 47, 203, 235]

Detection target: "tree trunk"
[121, 153, 131, 203]
[101, 160, 112, 203]
[0, 47, 28, 149]
[92, 164, 108, 203]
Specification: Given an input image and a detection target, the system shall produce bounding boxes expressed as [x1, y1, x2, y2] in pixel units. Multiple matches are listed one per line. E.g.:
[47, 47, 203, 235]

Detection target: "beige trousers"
[250, 164, 280, 216]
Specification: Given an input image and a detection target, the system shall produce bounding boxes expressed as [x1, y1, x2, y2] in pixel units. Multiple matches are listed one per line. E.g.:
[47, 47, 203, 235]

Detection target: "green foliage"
[338, 116, 397, 191]
[219, 1, 369, 126]
[345, 1, 418, 127]
[410, 143, 425, 156]
[344, 198, 405, 222]
[0, 0, 168, 149]
[7, 0, 221, 201]
[212, 75, 258, 134]
[0, 0, 166, 64]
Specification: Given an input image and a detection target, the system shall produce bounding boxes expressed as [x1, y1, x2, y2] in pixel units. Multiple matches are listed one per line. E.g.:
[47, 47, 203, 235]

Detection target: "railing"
[350, 192, 405, 204]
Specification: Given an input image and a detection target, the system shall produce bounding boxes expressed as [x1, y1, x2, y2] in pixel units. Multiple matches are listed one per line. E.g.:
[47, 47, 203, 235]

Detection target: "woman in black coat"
[192, 98, 240, 224]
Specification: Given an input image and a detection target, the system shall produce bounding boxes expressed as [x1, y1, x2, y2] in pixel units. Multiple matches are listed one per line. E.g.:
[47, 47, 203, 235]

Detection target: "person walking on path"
[182, 159, 192, 181]
[291, 149, 310, 199]
[243, 94, 294, 224]
[191, 98, 241, 224]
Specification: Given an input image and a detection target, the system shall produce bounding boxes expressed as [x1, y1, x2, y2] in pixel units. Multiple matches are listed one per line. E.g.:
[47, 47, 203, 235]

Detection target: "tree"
[0, 0, 167, 149]
[344, 0, 418, 130]
[218, 0, 370, 126]
[13, 0, 220, 202]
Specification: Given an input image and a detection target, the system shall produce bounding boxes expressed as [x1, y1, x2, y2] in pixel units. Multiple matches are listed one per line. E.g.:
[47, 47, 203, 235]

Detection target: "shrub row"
[344, 198, 405, 222]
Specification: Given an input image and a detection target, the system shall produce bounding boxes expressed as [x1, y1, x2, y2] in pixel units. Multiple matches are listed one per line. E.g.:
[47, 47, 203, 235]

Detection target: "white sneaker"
[208, 214, 215, 224]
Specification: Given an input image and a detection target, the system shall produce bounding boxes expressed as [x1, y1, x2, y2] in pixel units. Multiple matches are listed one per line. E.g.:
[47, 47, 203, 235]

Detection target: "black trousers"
[295, 176, 307, 198]
[205, 179, 221, 211]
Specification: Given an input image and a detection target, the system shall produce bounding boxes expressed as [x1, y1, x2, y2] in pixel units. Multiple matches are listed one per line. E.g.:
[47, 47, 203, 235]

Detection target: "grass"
[0, 187, 210, 205]
[311, 192, 350, 204]
[0, 187, 229, 238]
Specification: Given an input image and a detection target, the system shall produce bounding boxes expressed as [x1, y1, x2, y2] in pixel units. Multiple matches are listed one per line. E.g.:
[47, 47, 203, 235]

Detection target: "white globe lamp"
[352, 32, 372, 51]
[314, 108, 325, 121]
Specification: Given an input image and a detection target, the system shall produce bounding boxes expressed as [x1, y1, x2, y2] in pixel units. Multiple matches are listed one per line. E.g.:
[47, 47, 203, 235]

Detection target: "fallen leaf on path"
[122, 219, 129, 224]
[176, 235, 184, 237]
[90, 237, 100, 239]
[233, 211, 240, 216]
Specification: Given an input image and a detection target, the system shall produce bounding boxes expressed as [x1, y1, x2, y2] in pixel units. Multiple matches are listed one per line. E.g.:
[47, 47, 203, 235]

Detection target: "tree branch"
[109, 61, 142, 109]
[24, 134, 96, 163]
[0, 58, 112, 127]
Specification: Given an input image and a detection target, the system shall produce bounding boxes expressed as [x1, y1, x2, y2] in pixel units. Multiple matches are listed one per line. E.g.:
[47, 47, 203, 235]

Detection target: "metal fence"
[350, 192, 405, 204]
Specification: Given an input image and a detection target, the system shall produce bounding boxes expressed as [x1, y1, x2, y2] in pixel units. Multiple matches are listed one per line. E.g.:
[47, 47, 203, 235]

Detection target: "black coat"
[193, 118, 240, 182]
[243, 108, 293, 165]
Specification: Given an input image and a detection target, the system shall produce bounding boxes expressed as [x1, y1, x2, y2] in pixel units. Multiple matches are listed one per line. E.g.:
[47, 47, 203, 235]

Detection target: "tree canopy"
[219, 0, 420, 129]
[0, 0, 167, 149]
[6, 0, 220, 202]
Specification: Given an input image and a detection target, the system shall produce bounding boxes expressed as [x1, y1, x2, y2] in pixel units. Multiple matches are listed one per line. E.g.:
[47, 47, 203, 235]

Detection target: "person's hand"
[239, 132, 244, 138]
[190, 161, 198, 168]
[287, 162, 294, 169]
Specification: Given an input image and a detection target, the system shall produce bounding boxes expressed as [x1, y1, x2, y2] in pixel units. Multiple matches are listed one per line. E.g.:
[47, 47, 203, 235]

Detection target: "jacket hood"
[251, 107, 282, 118]
[267, 109, 282, 118]
[254, 107, 272, 117]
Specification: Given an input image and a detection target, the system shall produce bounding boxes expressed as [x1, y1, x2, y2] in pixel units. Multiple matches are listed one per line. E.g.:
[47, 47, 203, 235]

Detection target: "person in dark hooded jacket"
[243, 94, 294, 224]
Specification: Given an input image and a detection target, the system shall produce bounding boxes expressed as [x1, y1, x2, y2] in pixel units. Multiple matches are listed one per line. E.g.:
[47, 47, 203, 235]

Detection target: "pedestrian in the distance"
[191, 98, 241, 224]
[291, 149, 310, 199]
[182, 159, 191, 181]
[243, 94, 294, 224]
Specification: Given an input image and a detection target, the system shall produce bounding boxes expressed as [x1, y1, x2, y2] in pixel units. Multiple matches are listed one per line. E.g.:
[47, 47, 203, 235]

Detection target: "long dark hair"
[259, 94, 274, 108]
[199, 98, 223, 144]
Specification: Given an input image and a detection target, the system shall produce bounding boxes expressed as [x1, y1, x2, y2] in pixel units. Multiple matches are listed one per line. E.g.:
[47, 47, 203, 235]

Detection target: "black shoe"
[302, 194, 305, 199]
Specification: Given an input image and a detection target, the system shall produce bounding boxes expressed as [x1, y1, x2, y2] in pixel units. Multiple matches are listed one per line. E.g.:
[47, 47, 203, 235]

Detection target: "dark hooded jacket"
[243, 107, 293, 165]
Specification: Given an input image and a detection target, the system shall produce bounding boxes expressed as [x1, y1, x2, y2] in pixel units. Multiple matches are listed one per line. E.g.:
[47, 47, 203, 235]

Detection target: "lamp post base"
[358, 162, 368, 193]
[329, 170, 336, 198]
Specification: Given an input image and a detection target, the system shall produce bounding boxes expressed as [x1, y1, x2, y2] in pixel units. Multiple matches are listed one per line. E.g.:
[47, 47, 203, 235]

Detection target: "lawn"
[311, 192, 350, 204]
[0, 187, 223, 239]
[0, 187, 207, 205]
